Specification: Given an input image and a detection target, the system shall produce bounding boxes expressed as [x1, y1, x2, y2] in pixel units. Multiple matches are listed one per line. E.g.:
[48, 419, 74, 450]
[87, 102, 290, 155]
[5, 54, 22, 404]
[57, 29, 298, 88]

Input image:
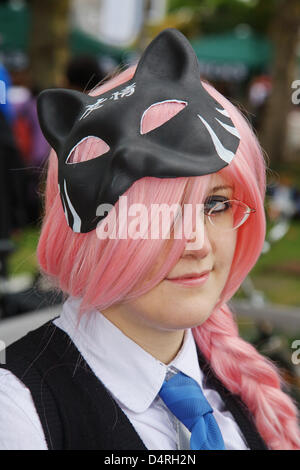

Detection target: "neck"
[100, 307, 185, 364]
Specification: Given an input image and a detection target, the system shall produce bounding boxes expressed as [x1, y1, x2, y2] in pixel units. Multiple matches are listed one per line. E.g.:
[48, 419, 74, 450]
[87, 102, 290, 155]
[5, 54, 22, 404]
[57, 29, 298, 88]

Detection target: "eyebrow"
[208, 185, 234, 193]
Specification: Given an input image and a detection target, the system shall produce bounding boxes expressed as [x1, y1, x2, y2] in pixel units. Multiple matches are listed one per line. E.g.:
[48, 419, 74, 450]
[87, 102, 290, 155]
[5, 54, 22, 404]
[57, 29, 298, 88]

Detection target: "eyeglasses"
[203, 198, 256, 231]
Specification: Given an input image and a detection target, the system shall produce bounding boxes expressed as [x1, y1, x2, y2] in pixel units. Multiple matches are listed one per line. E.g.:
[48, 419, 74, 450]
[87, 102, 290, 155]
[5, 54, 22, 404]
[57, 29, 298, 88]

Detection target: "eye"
[140, 100, 187, 135]
[66, 136, 110, 164]
[204, 196, 230, 215]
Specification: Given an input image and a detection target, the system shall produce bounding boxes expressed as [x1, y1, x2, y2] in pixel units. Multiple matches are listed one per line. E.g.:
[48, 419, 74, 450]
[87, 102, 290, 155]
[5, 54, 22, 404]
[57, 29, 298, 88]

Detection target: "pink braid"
[193, 305, 300, 449]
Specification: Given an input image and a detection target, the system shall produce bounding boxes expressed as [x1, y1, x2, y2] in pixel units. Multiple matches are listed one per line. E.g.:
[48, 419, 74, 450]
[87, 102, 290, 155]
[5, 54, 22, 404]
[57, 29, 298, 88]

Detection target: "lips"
[166, 270, 211, 288]
[167, 270, 211, 281]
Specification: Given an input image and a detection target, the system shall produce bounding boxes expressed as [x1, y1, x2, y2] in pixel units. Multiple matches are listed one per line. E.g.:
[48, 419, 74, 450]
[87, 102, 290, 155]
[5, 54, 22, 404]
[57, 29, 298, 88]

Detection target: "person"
[7, 59, 50, 224]
[0, 29, 299, 451]
[0, 62, 14, 124]
[267, 174, 298, 222]
[0, 109, 27, 279]
[63, 54, 106, 92]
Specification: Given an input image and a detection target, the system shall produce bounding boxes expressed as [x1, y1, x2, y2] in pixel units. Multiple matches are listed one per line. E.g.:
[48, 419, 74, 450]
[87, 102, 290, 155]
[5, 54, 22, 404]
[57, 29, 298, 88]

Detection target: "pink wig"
[37, 66, 300, 449]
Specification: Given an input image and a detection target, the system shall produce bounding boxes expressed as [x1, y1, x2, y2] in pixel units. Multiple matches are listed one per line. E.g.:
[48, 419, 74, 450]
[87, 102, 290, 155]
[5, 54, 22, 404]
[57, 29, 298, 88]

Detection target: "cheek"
[129, 278, 204, 328]
[215, 231, 237, 276]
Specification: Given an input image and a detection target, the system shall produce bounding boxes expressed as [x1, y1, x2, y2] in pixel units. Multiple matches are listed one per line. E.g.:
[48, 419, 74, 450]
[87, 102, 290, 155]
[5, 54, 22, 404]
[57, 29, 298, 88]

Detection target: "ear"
[37, 88, 88, 152]
[134, 28, 200, 83]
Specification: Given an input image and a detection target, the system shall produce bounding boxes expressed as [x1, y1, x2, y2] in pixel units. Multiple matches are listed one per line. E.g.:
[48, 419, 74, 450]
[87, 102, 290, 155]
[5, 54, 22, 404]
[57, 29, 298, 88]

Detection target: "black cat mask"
[37, 28, 240, 233]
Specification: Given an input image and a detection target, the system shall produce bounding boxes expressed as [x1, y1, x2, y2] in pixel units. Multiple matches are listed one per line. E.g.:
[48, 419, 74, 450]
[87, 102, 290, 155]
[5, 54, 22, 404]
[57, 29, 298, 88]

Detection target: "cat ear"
[134, 28, 200, 83]
[37, 88, 88, 153]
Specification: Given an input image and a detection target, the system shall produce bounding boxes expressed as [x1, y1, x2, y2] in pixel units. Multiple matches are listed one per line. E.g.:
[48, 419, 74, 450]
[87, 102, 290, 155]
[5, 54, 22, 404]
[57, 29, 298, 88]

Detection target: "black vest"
[0, 320, 268, 450]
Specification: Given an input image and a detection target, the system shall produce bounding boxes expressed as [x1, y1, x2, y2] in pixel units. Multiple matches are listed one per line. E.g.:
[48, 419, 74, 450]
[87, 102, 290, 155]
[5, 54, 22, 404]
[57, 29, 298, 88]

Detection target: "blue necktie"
[159, 371, 225, 450]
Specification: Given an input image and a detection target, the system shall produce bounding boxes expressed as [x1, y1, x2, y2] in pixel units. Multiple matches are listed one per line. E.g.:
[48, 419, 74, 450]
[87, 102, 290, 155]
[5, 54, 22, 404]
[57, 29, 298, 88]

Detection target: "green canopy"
[191, 30, 273, 77]
[0, 3, 30, 53]
[70, 30, 126, 63]
[0, 3, 127, 63]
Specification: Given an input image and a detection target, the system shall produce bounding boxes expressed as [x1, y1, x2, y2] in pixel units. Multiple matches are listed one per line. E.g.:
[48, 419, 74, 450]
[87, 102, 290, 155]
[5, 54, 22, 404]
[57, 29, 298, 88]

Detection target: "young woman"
[0, 29, 299, 451]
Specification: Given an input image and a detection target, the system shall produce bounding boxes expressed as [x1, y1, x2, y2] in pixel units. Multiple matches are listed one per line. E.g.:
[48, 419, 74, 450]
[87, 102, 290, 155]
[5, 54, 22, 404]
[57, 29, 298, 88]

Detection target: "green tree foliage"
[167, 0, 278, 35]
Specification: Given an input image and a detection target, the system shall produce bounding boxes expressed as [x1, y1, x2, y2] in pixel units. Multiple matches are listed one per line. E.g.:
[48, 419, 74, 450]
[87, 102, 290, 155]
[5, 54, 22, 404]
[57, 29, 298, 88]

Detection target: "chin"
[165, 304, 215, 330]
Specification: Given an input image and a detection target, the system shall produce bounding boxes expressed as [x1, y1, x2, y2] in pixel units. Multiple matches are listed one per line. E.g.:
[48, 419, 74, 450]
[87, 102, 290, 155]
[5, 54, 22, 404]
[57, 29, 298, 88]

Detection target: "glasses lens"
[207, 200, 252, 231]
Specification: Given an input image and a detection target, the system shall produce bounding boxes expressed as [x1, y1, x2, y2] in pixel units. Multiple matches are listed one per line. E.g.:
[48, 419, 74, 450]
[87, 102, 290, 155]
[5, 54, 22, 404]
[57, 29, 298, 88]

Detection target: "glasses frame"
[204, 199, 256, 231]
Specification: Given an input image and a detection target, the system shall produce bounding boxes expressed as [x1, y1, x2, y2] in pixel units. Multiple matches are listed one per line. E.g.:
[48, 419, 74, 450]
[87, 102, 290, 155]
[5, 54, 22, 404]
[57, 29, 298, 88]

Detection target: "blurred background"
[0, 0, 300, 405]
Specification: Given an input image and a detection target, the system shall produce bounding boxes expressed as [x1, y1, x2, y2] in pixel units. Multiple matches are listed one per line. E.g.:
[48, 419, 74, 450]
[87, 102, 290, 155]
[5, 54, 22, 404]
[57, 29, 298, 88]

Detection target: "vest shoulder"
[1, 319, 71, 374]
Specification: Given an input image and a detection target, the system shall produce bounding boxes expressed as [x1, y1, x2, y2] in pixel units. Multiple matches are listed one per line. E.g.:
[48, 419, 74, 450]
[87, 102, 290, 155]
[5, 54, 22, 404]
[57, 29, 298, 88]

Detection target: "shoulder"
[0, 319, 83, 450]
[4, 319, 66, 366]
[0, 320, 64, 450]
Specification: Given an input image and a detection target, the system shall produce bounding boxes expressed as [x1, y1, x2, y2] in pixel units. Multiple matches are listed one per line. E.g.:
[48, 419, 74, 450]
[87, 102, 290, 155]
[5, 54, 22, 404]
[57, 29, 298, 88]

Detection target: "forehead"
[207, 173, 234, 193]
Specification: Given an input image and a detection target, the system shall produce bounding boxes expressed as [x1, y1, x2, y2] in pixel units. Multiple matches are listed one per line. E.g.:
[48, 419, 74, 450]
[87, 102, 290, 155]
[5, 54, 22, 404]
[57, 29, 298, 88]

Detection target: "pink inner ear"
[140, 100, 187, 135]
[67, 137, 110, 164]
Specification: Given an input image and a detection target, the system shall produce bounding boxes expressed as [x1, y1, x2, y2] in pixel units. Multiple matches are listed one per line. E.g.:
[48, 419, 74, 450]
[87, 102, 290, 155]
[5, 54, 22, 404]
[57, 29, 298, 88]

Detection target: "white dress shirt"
[0, 296, 249, 450]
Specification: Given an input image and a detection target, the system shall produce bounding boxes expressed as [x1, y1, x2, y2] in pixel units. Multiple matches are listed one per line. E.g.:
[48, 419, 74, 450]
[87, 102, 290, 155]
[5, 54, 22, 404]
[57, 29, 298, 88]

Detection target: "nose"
[182, 219, 212, 258]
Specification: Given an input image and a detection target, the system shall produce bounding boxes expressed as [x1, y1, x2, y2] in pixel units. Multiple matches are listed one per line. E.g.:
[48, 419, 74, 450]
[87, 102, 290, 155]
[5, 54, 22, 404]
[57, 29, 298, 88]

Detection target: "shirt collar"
[54, 296, 204, 413]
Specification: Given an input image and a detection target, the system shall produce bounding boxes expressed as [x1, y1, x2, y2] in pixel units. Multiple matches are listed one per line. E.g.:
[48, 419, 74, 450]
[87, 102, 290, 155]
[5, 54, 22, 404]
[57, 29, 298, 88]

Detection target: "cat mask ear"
[37, 88, 94, 153]
[134, 28, 200, 83]
[37, 28, 240, 233]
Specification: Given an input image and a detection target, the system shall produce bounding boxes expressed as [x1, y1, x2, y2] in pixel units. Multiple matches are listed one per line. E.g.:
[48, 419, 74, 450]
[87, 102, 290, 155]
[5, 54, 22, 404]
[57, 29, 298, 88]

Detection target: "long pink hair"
[37, 66, 300, 449]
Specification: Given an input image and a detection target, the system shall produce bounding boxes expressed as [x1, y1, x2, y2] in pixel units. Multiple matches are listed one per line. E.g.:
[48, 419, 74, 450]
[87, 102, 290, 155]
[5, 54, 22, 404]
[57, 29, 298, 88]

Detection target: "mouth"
[166, 270, 211, 287]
